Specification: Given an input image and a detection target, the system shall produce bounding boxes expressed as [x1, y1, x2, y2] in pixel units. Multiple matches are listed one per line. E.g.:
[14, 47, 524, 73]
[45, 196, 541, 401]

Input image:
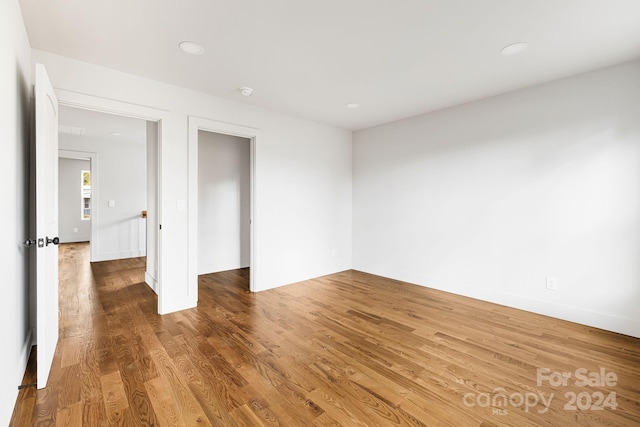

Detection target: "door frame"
[55, 89, 167, 312]
[58, 150, 97, 251]
[188, 117, 260, 295]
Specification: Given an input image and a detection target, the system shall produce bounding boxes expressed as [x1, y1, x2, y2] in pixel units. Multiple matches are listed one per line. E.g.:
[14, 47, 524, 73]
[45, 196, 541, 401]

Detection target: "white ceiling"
[19, 0, 640, 131]
[58, 105, 147, 145]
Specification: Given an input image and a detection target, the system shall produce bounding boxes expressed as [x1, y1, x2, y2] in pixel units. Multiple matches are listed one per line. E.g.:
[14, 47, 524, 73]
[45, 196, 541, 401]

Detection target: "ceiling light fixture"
[239, 87, 253, 96]
[179, 41, 204, 55]
[59, 125, 86, 135]
[501, 42, 528, 56]
[346, 103, 360, 109]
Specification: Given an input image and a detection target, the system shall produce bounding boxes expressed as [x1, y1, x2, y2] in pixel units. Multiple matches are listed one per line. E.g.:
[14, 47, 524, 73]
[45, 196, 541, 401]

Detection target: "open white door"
[34, 63, 60, 389]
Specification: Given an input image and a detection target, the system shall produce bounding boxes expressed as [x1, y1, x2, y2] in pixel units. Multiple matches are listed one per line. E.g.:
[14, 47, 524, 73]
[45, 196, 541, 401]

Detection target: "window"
[81, 170, 91, 220]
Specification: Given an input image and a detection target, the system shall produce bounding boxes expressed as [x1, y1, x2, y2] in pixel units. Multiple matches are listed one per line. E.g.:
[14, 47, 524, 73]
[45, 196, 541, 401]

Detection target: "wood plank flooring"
[10, 242, 640, 426]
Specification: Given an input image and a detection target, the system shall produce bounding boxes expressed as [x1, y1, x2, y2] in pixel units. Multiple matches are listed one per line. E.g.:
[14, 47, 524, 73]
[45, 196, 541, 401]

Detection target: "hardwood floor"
[10, 242, 640, 426]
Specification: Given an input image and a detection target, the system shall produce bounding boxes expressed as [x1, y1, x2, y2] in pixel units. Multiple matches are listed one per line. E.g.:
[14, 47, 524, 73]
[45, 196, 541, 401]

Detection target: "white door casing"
[187, 116, 259, 298]
[54, 89, 165, 312]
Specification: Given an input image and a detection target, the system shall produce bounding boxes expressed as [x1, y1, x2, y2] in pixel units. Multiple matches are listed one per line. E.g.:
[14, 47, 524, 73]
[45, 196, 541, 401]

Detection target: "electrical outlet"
[546, 276, 558, 291]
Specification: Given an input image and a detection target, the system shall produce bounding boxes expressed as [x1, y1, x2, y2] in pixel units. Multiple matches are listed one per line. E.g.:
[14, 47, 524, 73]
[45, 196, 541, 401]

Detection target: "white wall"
[354, 60, 640, 338]
[59, 132, 147, 261]
[33, 49, 353, 313]
[0, 0, 32, 424]
[58, 158, 91, 242]
[198, 131, 250, 274]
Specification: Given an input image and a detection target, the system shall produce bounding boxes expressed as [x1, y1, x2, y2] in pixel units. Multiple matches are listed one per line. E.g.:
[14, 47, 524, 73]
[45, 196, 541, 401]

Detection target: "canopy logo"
[462, 388, 553, 415]
[462, 367, 618, 416]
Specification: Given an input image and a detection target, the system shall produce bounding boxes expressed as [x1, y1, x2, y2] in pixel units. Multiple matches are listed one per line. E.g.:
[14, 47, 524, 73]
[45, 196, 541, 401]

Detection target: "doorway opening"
[56, 105, 159, 293]
[188, 116, 258, 298]
[58, 153, 93, 245]
[197, 131, 251, 288]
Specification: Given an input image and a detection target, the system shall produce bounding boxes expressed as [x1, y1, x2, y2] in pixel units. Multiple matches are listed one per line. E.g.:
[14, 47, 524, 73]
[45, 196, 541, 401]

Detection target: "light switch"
[108, 200, 115, 207]
[177, 199, 186, 211]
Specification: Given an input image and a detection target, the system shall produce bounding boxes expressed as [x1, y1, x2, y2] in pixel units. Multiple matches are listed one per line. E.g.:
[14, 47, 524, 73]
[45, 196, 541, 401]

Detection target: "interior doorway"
[56, 105, 159, 293]
[197, 131, 251, 281]
[57, 155, 92, 245]
[187, 116, 258, 296]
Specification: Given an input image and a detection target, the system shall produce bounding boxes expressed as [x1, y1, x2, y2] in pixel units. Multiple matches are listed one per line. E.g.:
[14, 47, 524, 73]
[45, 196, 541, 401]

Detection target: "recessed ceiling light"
[239, 87, 253, 96]
[110, 132, 123, 136]
[501, 42, 528, 56]
[59, 125, 86, 135]
[346, 103, 360, 109]
[179, 41, 204, 55]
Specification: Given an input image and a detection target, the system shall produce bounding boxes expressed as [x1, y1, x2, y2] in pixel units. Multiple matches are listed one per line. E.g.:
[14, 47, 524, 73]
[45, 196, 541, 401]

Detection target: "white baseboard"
[93, 249, 146, 262]
[158, 295, 197, 315]
[198, 263, 249, 276]
[443, 283, 640, 339]
[2, 329, 35, 425]
[145, 271, 158, 294]
[59, 235, 91, 243]
[5, 329, 35, 423]
[356, 267, 640, 339]
[19, 329, 33, 375]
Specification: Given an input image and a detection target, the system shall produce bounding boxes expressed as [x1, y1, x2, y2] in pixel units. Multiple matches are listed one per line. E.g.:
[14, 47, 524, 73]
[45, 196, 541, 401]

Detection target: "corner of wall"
[145, 271, 158, 294]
